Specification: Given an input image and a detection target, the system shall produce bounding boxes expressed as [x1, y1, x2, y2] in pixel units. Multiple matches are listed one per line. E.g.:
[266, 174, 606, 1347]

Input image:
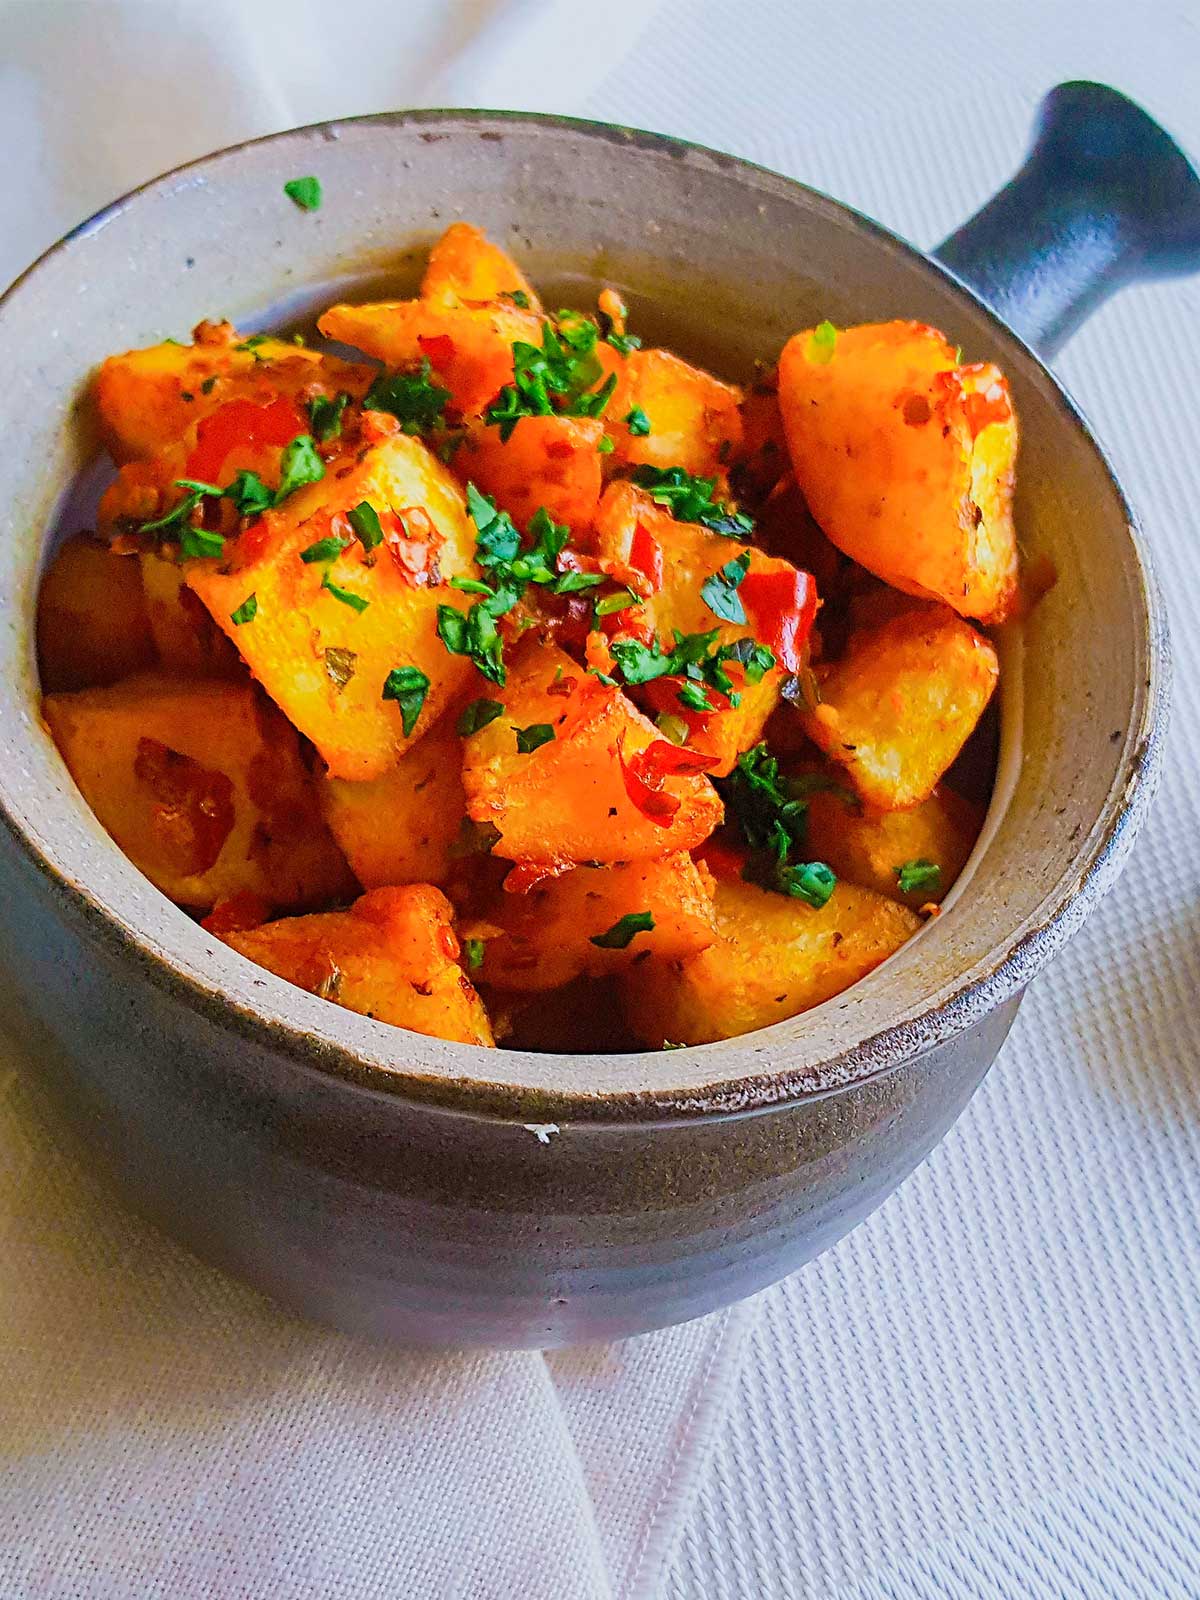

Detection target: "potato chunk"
[37, 536, 155, 691]
[139, 551, 242, 677]
[318, 299, 540, 419]
[453, 414, 603, 533]
[319, 715, 467, 888]
[777, 320, 1018, 622]
[801, 602, 998, 811]
[803, 776, 983, 907]
[608, 349, 743, 476]
[622, 877, 920, 1045]
[95, 320, 372, 464]
[185, 429, 477, 781]
[43, 675, 355, 910]
[472, 854, 717, 991]
[223, 885, 494, 1046]
[461, 639, 723, 864]
[420, 222, 540, 312]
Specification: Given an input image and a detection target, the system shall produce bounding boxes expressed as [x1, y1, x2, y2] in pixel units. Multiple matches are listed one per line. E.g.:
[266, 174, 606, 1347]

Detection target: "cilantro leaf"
[347, 501, 384, 552]
[780, 860, 837, 908]
[630, 464, 754, 537]
[230, 593, 257, 625]
[595, 587, 642, 618]
[515, 722, 555, 754]
[484, 316, 617, 441]
[896, 859, 942, 895]
[606, 332, 641, 355]
[677, 680, 713, 712]
[554, 570, 605, 594]
[275, 434, 325, 502]
[364, 359, 450, 435]
[463, 937, 485, 970]
[465, 483, 521, 569]
[300, 534, 350, 564]
[589, 911, 654, 949]
[504, 290, 531, 310]
[284, 175, 322, 212]
[322, 574, 369, 612]
[701, 550, 751, 624]
[625, 406, 651, 436]
[225, 470, 274, 518]
[438, 602, 505, 684]
[807, 320, 837, 365]
[179, 523, 225, 560]
[716, 742, 837, 903]
[382, 664, 430, 736]
[308, 391, 350, 442]
[457, 698, 505, 736]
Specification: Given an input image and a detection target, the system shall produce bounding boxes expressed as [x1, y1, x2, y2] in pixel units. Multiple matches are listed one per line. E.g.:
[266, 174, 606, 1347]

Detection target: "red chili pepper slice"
[617, 737, 717, 825]
[185, 396, 306, 484]
[740, 567, 817, 674]
[628, 521, 664, 593]
[418, 333, 456, 369]
[503, 860, 572, 895]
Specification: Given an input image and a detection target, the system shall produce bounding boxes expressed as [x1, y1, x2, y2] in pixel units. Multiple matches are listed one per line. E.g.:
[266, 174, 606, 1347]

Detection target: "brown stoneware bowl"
[0, 85, 1195, 1346]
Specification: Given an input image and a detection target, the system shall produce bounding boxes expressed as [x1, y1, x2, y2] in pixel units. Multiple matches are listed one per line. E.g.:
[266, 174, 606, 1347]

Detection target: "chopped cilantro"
[717, 742, 837, 903]
[364, 359, 450, 435]
[457, 697, 505, 736]
[463, 937, 485, 970]
[807, 320, 837, 365]
[896, 859, 942, 895]
[597, 435, 615, 454]
[234, 335, 270, 354]
[484, 315, 617, 441]
[590, 911, 654, 949]
[322, 574, 369, 612]
[625, 406, 651, 436]
[275, 434, 325, 501]
[200, 375, 218, 395]
[284, 175, 322, 212]
[700, 550, 751, 624]
[308, 391, 351, 442]
[780, 860, 837, 908]
[437, 602, 505, 684]
[505, 290, 531, 309]
[347, 501, 384, 552]
[225, 469, 274, 518]
[606, 332, 641, 355]
[300, 533, 350, 564]
[179, 524, 225, 560]
[554, 570, 605, 594]
[515, 722, 555, 754]
[466, 483, 521, 568]
[230, 593, 257, 625]
[677, 680, 713, 712]
[594, 587, 642, 618]
[137, 489, 209, 536]
[630, 465, 753, 537]
[450, 575, 497, 596]
[382, 664, 430, 736]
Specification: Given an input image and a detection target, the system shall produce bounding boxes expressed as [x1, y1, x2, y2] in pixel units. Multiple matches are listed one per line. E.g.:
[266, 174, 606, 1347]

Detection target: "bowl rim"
[0, 105, 1172, 1125]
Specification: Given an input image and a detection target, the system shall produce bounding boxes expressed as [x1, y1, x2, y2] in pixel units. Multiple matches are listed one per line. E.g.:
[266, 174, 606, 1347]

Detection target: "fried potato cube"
[185, 429, 478, 781]
[420, 222, 541, 312]
[802, 776, 984, 907]
[777, 320, 1019, 622]
[621, 876, 920, 1045]
[454, 414, 603, 532]
[461, 639, 723, 863]
[320, 715, 467, 888]
[95, 319, 372, 464]
[606, 348, 743, 476]
[222, 885, 494, 1046]
[318, 299, 541, 418]
[37, 536, 155, 691]
[139, 550, 242, 677]
[43, 674, 355, 911]
[800, 602, 999, 810]
[473, 854, 717, 991]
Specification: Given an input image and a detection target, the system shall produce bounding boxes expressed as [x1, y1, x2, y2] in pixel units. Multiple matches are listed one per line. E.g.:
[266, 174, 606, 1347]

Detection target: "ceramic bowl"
[0, 85, 1195, 1346]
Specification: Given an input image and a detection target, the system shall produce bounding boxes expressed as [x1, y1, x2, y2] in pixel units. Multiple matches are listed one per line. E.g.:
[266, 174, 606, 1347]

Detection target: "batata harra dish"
[38, 204, 1026, 1056]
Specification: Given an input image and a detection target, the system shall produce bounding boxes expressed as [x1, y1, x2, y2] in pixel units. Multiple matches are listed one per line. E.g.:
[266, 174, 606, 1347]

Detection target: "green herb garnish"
[179, 524, 226, 560]
[308, 391, 351, 442]
[275, 434, 325, 500]
[515, 722, 555, 754]
[437, 602, 505, 684]
[457, 697, 505, 736]
[625, 406, 651, 436]
[364, 358, 450, 435]
[807, 320, 837, 364]
[382, 665, 430, 736]
[716, 742, 837, 903]
[594, 587, 642, 618]
[896, 859, 942, 895]
[300, 534, 350, 564]
[590, 911, 654, 949]
[700, 550, 751, 624]
[554, 570, 605, 594]
[284, 175, 322, 212]
[347, 501, 384, 552]
[484, 315, 618, 441]
[322, 574, 369, 612]
[463, 937, 485, 970]
[597, 435, 615, 454]
[230, 593, 257, 626]
[630, 465, 753, 537]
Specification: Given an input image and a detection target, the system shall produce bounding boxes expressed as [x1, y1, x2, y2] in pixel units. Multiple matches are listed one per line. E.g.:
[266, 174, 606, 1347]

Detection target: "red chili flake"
[546, 674, 577, 698]
[418, 333, 456, 369]
[201, 890, 273, 936]
[628, 522, 664, 593]
[439, 924, 460, 960]
[185, 396, 305, 484]
[617, 737, 717, 826]
[544, 438, 574, 460]
[503, 860, 573, 895]
[602, 610, 656, 646]
[382, 504, 442, 584]
[740, 567, 817, 674]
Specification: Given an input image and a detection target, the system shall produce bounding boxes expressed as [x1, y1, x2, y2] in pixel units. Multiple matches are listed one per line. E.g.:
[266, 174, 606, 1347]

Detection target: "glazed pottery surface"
[0, 89, 1188, 1344]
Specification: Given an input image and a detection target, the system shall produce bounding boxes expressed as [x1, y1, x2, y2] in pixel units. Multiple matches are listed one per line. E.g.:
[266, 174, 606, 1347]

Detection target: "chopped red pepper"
[382, 505, 443, 585]
[617, 737, 717, 825]
[503, 860, 573, 895]
[962, 382, 1012, 438]
[185, 396, 306, 484]
[628, 522, 664, 593]
[740, 567, 817, 674]
[418, 333, 456, 369]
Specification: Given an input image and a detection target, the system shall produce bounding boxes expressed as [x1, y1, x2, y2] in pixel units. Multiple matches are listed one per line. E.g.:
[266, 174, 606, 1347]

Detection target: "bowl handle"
[934, 81, 1200, 358]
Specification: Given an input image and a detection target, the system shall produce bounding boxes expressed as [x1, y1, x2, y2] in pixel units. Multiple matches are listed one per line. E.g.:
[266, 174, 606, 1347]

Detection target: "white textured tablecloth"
[3, 3, 1200, 1597]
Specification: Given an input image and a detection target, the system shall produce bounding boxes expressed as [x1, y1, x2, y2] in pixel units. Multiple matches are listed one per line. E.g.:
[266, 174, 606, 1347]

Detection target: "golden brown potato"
[95, 319, 372, 465]
[453, 414, 603, 532]
[319, 715, 467, 888]
[43, 674, 355, 910]
[777, 320, 1018, 623]
[223, 885, 494, 1046]
[471, 854, 717, 991]
[802, 776, 983, 907]
[461, 639, 724, 864]
[37, 535, 155, 691]
[420, 222, 541, 312]
[800, 602, 999, 811]
[622, 876, 920, 1045]
[317, 299, 541, 419]
[185, 424, 477, 781]
[139, 550, 242, 677]
[607, 348, 743, 476]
